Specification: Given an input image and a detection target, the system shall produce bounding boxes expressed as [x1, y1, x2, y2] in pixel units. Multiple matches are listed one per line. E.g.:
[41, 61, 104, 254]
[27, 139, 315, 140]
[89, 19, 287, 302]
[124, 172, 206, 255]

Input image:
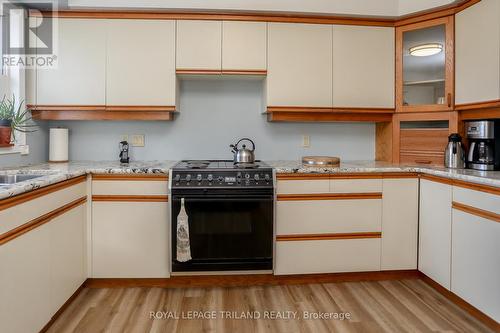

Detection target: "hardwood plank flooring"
[47, 279, 495, 333]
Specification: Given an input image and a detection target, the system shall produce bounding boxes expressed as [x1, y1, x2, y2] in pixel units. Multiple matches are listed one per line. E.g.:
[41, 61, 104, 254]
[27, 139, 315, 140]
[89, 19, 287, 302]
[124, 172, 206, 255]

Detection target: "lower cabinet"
[92, 201, 169, 278]
[418, 178, 452, 289]
[0, 200, 86, 333]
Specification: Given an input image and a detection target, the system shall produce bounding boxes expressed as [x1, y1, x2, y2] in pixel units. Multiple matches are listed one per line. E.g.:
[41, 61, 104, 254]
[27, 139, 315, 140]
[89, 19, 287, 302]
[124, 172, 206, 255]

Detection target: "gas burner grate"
[184, 160, 210, 169]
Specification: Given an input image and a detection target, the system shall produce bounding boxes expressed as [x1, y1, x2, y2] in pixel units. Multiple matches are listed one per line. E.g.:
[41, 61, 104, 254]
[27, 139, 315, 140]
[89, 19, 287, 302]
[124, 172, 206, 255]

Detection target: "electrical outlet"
[19, 145, 29, 155]
[131, 134, 145, 147]
[120, 135, 129, 142]
[302, 135, 310, 148]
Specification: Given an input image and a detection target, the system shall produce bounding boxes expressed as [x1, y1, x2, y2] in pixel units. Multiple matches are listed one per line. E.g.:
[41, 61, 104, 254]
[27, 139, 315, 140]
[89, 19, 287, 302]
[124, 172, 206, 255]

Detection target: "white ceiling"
[65, 0, 459, 17]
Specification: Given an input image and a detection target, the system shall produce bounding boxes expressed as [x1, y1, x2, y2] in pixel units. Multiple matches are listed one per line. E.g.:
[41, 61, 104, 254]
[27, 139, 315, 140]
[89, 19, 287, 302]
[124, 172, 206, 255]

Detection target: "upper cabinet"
[106, 20, 176, 107]
[267, 23, 333, 108]
[176, 20, 222, 71]
[37, 19, 106, 106]
[456, 0, 500, 105]
[332, 25, 394, 108]
[396, 16, 454, 112]
[222, 21, 267, 72]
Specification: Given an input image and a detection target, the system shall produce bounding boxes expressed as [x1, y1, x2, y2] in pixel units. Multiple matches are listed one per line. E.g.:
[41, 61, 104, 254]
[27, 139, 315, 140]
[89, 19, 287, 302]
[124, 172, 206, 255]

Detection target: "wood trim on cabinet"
[277, 174, 331, 180]
[31, 110, 174, 121]
[85, 270, 420, 288]
[267, 106, 333, 113]
[0, 196, 87, 245]
[277, 193, 382, 201]
[419, 174, 454, 185]
[176, 69, 222, 75]
[276, 172, 418, 180]
[39, 280, 88, 333]
[452, 201, 500, 223]
[221, 69, 267, 75]
[460, 109, 500, 120]
[455, 99, 500, 111]
[420, 272, 500, 332]
[395, 0, 479, 27]
[92, 174, 168, 181]
[276, 232, 382, 241]
[28, 104, 106, 111]
[0, 175, 87, 211]
[267, 111, 393, 122]
[105, 105, 176, 112]
[420, 174, 500, 195]
[92, 195, 168, 202]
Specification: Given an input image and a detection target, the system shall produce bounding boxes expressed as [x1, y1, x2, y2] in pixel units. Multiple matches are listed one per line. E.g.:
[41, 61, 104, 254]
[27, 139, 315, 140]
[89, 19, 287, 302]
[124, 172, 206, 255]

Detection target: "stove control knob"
[254, 174, 260, 181]
[185, 174, 192, 182]
[218, 176, 224, 182]
[245, 173, 250, 179]
[196, 174, 202, 182]
[174, 174, 181, 182]
[207, 174, 213, 182]
[264, 174, 270, 182]
[237, 172, 242, 179]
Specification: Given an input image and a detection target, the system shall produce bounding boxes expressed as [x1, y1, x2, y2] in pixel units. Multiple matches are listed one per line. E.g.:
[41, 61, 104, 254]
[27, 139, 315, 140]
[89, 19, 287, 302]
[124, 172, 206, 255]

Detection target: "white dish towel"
[176, 198, 192, 262]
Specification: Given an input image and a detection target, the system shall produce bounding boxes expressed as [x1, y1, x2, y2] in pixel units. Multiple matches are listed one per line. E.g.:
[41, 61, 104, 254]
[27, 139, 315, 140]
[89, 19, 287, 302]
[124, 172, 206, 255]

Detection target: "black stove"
[171, 160, 273, 189]
[170, 160, 274, 272]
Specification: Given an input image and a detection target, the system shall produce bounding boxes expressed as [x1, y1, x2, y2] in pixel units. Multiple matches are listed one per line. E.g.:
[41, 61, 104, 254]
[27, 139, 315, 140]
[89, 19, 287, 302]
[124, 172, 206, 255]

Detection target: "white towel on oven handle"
[176, 198, 192, 262]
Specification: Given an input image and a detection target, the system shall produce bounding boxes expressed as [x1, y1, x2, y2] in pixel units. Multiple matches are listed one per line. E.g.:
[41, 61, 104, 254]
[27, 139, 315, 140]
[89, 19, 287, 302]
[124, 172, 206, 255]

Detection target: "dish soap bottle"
[176, 198, 192, 262]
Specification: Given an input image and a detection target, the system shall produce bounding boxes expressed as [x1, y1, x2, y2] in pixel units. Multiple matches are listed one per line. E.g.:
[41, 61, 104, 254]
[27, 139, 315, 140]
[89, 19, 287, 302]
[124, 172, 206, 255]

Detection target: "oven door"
[171, 190, 273, 272]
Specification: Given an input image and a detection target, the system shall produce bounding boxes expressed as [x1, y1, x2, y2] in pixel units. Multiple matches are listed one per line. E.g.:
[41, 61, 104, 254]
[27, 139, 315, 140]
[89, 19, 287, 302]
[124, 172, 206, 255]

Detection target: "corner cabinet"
[396, 16, 454, 112]
[455, 0, 500, 106]
[36, 18, 106, 107]
[106, 19, 176, 108]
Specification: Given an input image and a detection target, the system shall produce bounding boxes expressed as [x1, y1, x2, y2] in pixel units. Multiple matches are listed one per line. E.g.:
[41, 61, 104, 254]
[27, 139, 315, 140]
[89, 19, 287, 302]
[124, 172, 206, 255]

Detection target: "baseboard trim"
[39, 279, 87, 333]
[419, 272, 500, 332]
[85, 270, 420, 288]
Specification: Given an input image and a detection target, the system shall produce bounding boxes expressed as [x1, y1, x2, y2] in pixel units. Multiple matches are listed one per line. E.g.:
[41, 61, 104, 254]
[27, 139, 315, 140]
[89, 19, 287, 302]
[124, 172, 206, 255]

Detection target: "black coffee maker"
[466, 120, 500, 171]
[119, 140, 130, 164]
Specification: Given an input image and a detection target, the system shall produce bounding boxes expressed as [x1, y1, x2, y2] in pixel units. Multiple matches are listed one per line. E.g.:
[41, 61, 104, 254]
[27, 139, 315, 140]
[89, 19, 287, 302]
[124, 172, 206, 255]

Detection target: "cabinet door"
[0, 225, 51, 333]
[106, 20, 176, 106]
[381, 178, 418, 270]
[37, 18, 106, 105]
[418, 179, 452, 289]
[222, 21, 267, 71]
[176, 20, 222, 70]
[456, 0, 500, 104]
[92, 202, 169, 278]
[452, 210, 500, 322]
[332, 25, 394, 108]
[267, 23, 333, 107]
[49, 204, 86, 314]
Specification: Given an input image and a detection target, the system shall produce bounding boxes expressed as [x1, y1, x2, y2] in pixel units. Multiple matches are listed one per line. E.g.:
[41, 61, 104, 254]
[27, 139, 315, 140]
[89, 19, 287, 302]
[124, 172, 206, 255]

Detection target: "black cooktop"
[174, 160, 270, 170]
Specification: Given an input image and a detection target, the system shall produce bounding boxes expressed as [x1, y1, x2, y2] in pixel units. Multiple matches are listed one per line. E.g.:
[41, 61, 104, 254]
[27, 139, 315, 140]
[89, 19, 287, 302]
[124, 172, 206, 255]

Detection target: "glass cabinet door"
[396, 17, 454, 112]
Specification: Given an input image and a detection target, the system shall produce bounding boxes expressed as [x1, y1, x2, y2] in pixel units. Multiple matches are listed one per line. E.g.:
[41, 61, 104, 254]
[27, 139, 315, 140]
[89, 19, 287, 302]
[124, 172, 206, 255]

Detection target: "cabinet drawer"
[453, 186, 500, 215]
[275, 238, 381, 275]
[399, 152, 444, 166]
[92, 179, 168, 196]
[277, 179, 329, 194]
[330, 179, 382, 193]
[276, 199, 381, 235]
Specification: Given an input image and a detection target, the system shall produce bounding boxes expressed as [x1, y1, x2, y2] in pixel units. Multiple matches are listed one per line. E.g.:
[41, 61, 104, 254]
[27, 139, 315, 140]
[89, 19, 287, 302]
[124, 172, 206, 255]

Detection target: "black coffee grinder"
[119, 141, 130, 164]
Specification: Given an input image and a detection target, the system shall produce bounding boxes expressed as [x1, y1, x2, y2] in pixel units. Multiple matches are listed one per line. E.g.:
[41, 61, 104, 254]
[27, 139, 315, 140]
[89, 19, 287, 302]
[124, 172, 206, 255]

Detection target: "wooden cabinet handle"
[415, 160, 432, 164]
[447, 93, 452, 107]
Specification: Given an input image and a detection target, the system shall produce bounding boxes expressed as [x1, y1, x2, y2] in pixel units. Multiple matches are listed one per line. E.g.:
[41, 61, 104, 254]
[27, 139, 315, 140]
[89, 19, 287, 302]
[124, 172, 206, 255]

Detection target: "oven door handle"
[172, 196, 273, 202]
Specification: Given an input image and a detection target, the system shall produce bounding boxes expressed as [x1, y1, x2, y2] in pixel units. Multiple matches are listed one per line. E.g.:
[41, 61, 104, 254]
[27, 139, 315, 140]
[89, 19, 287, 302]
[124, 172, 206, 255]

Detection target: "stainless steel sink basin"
[0, 174, 44, 185]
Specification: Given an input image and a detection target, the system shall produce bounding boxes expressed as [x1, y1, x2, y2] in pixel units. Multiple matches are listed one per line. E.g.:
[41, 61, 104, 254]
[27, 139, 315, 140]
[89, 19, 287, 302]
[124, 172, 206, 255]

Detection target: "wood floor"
[47, 279, 494, 333]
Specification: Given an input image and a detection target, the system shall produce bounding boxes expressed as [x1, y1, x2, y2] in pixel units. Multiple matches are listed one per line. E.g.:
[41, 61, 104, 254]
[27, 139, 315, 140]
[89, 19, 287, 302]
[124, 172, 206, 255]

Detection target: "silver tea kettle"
[444, 133, 465, 169]
[230, 138, 255, 164]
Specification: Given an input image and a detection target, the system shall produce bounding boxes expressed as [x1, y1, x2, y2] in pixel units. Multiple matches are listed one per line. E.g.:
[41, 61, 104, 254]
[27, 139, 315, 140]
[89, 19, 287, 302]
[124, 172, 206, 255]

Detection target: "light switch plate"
[302, 135, 310, 148]
[19, 145, 29, 155]
[120, 135, 129, 142]
[131, 134, 145, 147]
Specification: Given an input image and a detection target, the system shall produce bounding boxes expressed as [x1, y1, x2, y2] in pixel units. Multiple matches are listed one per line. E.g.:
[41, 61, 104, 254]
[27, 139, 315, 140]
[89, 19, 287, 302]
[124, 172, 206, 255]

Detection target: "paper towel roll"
[49, 128, 69, 162]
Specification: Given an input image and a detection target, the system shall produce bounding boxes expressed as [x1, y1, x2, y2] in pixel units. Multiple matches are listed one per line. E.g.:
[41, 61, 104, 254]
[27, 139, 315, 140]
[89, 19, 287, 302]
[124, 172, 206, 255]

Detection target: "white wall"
[49, 79, 375, 161]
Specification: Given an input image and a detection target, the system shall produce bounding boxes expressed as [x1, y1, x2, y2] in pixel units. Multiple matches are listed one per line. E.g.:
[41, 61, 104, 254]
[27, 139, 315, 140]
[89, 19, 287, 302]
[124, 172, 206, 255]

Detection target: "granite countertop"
[0, 161, 177, 200]
[0, 160, 499, 201]
[267, 160, 500, 188]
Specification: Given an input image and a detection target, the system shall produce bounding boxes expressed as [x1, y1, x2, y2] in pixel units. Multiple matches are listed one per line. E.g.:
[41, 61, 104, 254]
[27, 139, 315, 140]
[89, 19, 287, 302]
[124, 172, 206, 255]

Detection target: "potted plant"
[0, 96, 37, 146]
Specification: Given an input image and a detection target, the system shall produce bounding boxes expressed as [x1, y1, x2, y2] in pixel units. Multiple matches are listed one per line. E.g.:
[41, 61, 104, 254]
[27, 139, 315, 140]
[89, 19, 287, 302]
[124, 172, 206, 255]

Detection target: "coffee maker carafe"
[466, 121, 500, 171]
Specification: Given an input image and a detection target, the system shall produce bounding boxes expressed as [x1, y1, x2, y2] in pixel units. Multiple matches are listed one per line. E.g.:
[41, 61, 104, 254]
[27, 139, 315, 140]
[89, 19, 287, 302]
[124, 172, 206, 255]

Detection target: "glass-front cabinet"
[396, 16, 454, 112]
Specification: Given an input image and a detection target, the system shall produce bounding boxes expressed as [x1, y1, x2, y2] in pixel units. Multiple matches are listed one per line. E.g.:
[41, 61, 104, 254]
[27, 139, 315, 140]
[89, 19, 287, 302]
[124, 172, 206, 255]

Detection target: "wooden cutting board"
[302, 156, 340, 167]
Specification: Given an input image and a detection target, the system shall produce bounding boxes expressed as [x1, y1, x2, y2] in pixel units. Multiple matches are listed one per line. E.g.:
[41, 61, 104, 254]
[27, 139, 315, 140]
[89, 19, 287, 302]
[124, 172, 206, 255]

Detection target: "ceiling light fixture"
[409, 43, 443, 57]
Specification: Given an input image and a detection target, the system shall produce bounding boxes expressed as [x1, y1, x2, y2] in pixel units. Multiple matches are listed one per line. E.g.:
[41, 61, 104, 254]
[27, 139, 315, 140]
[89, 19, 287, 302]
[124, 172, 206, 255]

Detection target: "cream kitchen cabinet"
[455, 0, 500, 105]
[332, 25, 394, 108]
[222, 21, 267, 71]
[267, 23, 333, 107]
[381, 178, 418, 270]
[91, 178, 169, 278]
[37, 18, 106, 106]
[106, 20, 176, 106]
[451, 186, 500, 322]
[176, 20, 222, 71]
[418, 178, 452, 289]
